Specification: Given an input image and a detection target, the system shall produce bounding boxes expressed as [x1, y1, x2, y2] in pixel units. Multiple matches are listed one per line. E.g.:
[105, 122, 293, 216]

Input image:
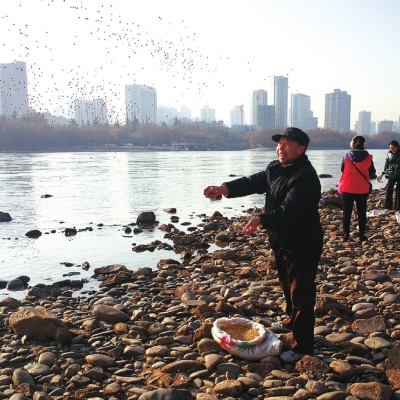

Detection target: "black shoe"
[360, 235, 368, 242]
[343, 234, 349, 242]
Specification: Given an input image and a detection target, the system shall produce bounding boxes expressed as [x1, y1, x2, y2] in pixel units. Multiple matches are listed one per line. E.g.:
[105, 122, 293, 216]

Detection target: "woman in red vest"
[338, 135, 376, 242]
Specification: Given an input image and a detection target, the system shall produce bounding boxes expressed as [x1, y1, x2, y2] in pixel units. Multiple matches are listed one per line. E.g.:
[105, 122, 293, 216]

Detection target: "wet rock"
[0, 211, 12, 222]
[25, 229, 42, 238]
[6, 279, 25, 291]
[137, 211, 156, 226]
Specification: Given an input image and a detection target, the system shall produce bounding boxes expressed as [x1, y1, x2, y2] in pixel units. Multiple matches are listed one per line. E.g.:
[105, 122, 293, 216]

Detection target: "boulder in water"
[25, 229, 42, 238]
[0, 212, 12, 222]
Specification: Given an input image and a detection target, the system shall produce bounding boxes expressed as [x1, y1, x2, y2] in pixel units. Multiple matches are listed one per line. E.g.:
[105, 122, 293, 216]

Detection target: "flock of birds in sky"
[3, 0, 262, 122]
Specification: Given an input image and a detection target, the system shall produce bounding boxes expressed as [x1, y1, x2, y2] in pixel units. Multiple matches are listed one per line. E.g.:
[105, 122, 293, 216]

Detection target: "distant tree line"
[0, 113, 398, 151]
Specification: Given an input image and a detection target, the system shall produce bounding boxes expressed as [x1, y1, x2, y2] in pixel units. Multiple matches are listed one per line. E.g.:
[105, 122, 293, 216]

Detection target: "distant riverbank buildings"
[125, 84, 157, 124]
[71, 99, 108, 126]
[0, 61, 30, 118]
[290, 94, 318, 131]
[324, 89, 351, 132]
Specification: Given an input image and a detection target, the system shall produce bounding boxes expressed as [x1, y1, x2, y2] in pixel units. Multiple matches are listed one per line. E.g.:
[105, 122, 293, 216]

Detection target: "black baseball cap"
[272, 127, 310, 148]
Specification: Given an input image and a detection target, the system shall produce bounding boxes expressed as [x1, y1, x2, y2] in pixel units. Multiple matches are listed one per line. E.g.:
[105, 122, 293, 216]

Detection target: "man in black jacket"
[204, 127, 323, 364]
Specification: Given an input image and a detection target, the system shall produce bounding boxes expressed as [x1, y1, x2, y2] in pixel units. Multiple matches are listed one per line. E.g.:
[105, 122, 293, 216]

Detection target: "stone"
[329, 360, 355, 380]
[0, 211, 12, 222]
[386, 344, 400, 390]
[295, 356, 330, 375]
[25, 229, 42, 238]
[212, 380, 243, 396]
[351, 315, 386, 334]
[85, 354, 115, 367]
[9, 306, 71, 344]
[12, 368, 35, 385]
[346, 382, 392, 400]
[92, 305, 130, 322]
[136, 211, 156, 226]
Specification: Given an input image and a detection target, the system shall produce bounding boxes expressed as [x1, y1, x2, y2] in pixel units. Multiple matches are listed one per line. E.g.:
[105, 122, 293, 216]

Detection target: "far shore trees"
[0, 114, 398, 151]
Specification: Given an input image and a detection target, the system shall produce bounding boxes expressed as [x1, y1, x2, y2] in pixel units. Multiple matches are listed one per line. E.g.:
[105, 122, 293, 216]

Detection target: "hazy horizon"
[2, 0, 400, 127]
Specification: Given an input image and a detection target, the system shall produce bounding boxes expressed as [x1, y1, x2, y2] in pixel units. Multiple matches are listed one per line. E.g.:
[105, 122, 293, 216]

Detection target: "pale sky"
[2, 0, 400, 128]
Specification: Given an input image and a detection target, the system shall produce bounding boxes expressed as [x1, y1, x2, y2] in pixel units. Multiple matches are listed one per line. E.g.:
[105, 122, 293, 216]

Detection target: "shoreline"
[0, 188, 399, 399]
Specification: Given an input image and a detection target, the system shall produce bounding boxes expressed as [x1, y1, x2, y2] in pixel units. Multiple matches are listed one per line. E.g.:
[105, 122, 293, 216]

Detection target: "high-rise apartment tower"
[274, 76, 288, 128]
[324, 89, 351, 132]
[251, 90, 268, 126]
[0, 61, 29, 117]
[125, 84, 157, 124]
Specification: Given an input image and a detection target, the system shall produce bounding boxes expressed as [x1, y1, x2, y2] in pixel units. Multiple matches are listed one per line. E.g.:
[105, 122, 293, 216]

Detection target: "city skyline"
[1, 61, 397, 133]
[1, 0, 400, 128]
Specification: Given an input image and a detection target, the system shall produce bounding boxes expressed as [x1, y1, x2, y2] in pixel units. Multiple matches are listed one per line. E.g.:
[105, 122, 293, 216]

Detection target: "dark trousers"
[342, 193, 368, 237]
[275, 250, 321, 355]
[385, 178, 400, 210]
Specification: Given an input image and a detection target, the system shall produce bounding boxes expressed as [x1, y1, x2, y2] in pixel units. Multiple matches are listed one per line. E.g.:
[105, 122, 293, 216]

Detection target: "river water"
[0, 149, 388, 299]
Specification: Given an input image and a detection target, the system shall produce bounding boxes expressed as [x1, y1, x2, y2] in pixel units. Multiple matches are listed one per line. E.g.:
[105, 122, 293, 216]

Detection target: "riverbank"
[0, 188, 399, 400]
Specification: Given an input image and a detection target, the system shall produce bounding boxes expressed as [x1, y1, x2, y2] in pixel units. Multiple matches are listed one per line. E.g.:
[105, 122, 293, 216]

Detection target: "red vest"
[340, 155, 372, 194]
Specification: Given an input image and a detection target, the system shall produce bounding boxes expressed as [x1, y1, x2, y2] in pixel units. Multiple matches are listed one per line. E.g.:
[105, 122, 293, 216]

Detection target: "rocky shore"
[0, 188, 399, 400]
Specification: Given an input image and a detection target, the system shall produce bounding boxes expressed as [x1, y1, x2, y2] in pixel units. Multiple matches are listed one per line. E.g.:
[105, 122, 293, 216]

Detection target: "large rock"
[351, 315, 387, 335]
[9, 306, 71, 344]
[346, 382, 392, 400]
[386, 344, 400, 390]
[295, 355, 330, 375]
[0, 212, 12, 222]
[136, 211, 156, 226]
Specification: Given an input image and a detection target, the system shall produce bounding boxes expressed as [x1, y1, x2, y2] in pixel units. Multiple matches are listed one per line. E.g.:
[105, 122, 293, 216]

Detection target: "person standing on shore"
[377, 140, 400, 211]
[338, 135, 375, 242]
[203, 127, 323, 364]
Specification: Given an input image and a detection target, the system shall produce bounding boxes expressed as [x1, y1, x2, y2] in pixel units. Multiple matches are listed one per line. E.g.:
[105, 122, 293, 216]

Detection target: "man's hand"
[377, 174, 383, 183]
[203, 185, 228, 198]
[242, 217, 262, 235]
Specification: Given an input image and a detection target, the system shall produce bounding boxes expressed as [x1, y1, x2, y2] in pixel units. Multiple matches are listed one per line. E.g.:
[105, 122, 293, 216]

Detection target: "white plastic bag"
[366, 209, 386, 218]
[211, 317, 282, 360]
[396, 211, 400, 223]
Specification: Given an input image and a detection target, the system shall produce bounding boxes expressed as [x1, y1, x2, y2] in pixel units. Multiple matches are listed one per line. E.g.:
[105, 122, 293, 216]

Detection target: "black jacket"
[383, 150, 400, 179]
[224, 154, 323, 255]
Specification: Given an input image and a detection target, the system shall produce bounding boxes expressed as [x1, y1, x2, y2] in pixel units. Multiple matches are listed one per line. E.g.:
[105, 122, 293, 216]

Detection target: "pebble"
[0, 189, 399, 399]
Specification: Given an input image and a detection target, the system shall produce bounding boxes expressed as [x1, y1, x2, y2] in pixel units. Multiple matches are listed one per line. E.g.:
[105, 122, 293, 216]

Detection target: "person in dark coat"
[338, 135, 376, 242]
[204, 127, 323, 364]
[377, 140, 400, 210]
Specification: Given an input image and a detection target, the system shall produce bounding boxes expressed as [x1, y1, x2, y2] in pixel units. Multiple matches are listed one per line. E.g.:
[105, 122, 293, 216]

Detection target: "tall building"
[201, 105, 215, 122]
[230, 105, 245, 127]
[357, 110, 372, 136]
[291, 93, 318, 131]
[0, 61, 29, 117]
[324, 89, 351, 132]
[251, 90, 268, 126]
[125, 84, 157, 124]
[274, 76, 288, 128]
[257, 105, 275, 129]
[377, 120, 393, 133]
[72, 99, 107, 126]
